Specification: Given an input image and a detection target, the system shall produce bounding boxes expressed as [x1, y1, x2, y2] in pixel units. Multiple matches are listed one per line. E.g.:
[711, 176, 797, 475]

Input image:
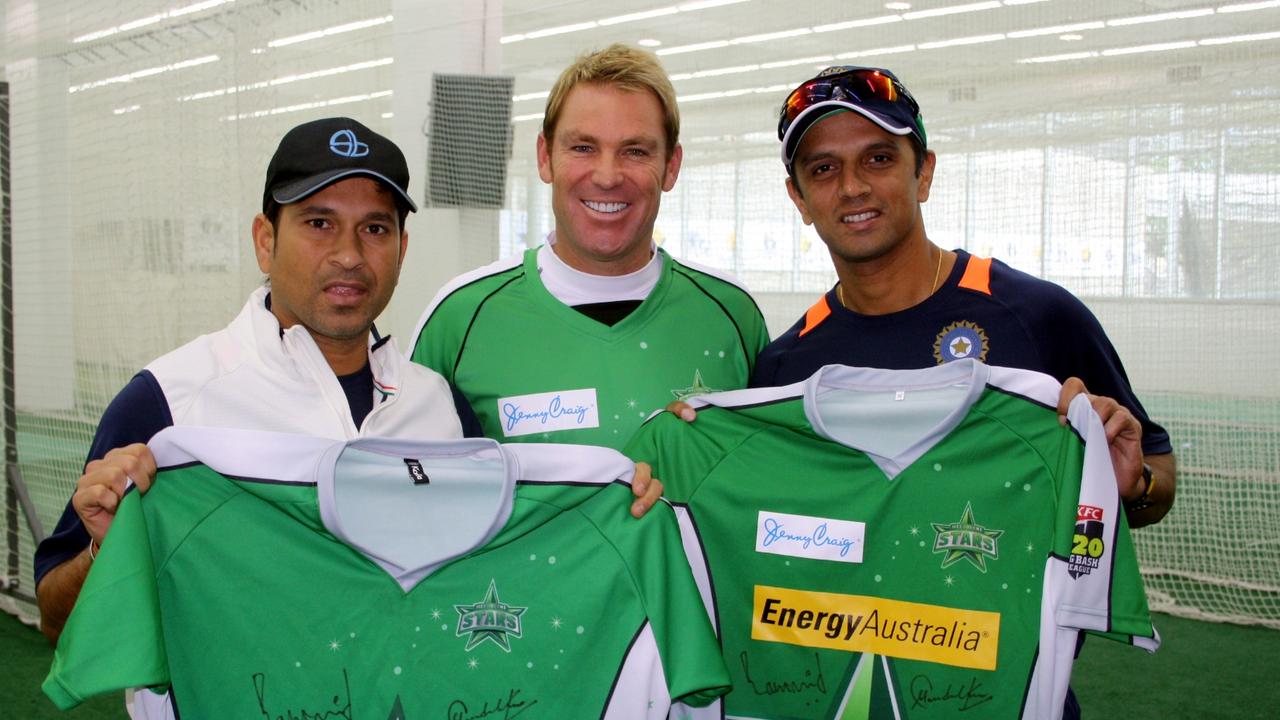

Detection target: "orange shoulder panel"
[799, 295, 833, 337]
[958, 255, 992, 295]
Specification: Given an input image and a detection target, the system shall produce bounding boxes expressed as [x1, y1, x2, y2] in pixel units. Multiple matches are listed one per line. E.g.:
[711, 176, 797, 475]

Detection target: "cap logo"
[329, 129, 369, 158]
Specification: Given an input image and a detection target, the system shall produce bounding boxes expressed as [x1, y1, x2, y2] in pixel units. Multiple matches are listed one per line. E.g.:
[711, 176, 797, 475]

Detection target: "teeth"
[584, 200, 628, 213]
[843, 211, 877, 223]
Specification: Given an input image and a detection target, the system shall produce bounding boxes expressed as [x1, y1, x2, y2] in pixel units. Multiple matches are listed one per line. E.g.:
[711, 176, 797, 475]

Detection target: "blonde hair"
[542, 44, 680, 156]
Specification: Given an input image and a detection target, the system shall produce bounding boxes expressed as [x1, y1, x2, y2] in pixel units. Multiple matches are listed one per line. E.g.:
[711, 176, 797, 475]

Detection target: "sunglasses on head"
[778, 67, 924, 146]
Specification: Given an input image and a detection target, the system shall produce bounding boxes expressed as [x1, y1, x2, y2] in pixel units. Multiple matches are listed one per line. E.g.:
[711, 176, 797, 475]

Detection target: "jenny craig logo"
[329, 129, 369, 158]
[756, 510, 865, 564]
[498, 388, 599, 437]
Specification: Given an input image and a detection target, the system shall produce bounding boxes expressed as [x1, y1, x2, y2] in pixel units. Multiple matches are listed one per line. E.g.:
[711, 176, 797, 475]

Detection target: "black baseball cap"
[262, 117, 417, 214]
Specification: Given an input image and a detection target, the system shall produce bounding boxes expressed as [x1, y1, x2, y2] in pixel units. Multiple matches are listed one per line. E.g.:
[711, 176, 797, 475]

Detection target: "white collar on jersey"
[536, 231, 662, 307]
[685, 360, 994, 480]
[146, 427, 636, 592]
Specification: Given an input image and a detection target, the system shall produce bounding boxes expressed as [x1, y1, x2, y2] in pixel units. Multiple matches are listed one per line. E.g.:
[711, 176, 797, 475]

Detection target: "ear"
[916, 150, 937, 203]
[785, 176, 814, 226]
[397, 229, 409, 270]
[662, 143, 683, 192]
[536, 133, 553, 184]
[251, 213, 274, 274]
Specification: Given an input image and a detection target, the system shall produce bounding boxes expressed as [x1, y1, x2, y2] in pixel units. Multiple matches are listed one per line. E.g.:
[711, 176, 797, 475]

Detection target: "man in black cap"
[30, 120, 462, 667]
[757, 65, 1174, 530]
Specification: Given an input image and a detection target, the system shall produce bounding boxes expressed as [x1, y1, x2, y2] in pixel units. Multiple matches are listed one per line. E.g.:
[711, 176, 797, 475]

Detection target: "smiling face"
[252, 177, 407, 363]
[786, 110, 935, 270]
[536, 82, 683, 276]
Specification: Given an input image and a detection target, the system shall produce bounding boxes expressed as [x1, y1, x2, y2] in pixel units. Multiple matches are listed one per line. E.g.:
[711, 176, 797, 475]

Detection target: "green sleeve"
[1055, 402, 1158, 648]
[410, 296, 464, 385]
[582, 486, 730, 706]
[42, 492, 169, 710]
[625, 410, 749, 504]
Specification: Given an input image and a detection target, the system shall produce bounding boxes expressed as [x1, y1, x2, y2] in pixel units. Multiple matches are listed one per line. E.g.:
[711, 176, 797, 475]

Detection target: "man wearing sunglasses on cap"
[754, 66, 1175, 718]
[759, 65, 1174, 529]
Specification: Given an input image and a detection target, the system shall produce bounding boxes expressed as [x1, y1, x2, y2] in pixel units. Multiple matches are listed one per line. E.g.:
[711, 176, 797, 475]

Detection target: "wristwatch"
[1124, 463, 1158, 513]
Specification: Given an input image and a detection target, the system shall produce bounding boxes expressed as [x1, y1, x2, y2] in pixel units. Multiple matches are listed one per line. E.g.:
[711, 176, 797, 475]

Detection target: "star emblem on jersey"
[671, 369, 718, 401]
[931, 502, 1004, 573]
[454, 579, 527, 652]
[932, 320, 989, 364]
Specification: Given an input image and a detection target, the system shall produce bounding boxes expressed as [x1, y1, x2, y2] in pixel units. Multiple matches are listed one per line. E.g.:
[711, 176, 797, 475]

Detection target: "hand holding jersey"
[73, 444, 156, 547]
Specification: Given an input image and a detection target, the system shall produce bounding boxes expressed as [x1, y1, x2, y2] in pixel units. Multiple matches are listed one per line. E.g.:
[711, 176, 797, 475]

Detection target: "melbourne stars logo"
[454, 579, 527, 652]
[931, 502, 1004, 573]
[670, 369, 718, 402]
[932, 320, 989, 364]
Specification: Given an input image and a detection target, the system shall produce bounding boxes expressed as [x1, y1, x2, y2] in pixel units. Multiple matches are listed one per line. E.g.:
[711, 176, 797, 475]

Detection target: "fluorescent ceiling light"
[638, 38, 663, 47]
[836, 44, 917, 59]
[918, 33, 1005, 49]
[678, 83, 791, 103]
[68, 54, 219, 93]
[658, 40, 731, 55]
[1218, 0, 1280, 11]
[599, 7, 679, 25]
[113, 105, 141, 115]
[1100, 41, 1198, 55]
[226, 91, 392, 122]
[513, 113, 545, 123]
[1006, 21, 1103, 38]
[1017, 51, 1099, 63]
[813, 15, 902, 32]
[1106, 9, 1214, 26]
[678, 0, 751, 10]
[504, 0, 751, 44]
[269, 15, 393, 48]
[1001, 0, 1050, 4]
[761, 55, 836, 69]
[903, 1, 1001, 20]
[526, 21, 599, 39]
[1199, 30, 1280, 44]
[381, 112, 394, 119]
[732, 28, 811, 44]
[178, 58, 392, 102]
[72, 0, 235, 43]
[884, 2, 912, 9]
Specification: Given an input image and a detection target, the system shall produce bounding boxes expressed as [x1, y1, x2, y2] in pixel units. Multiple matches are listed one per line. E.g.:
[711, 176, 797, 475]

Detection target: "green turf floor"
[3, 610, 1277, 718]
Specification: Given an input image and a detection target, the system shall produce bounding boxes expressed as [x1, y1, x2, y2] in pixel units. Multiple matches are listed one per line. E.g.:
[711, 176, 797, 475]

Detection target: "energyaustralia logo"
[752, 585, 1000, 670]
[329, 129, 369, 158]
[454, 579, 527, 652]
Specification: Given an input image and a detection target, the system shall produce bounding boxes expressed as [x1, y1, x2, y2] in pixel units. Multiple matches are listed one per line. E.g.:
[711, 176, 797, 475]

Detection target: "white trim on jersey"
[601, 622, 671, 719]
[147, 427, 637, 592]
[672, 254, 758, 297]
[407, 252, 525, 355]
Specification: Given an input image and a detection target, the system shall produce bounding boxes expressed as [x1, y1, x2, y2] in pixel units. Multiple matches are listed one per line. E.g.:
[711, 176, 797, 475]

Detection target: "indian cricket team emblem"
[454, 579, 527, 652]
[1069, 505, 1107, 579]
[931, 502, 1004, 573]
[933, 320, 989, 364]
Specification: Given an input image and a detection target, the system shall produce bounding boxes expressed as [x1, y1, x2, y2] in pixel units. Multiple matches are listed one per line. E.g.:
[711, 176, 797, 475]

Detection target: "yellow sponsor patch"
[751, 585, 1000, 670]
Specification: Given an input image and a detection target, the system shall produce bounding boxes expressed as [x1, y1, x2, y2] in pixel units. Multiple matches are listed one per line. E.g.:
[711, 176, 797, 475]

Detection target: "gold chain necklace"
[837, 245, 944, 309]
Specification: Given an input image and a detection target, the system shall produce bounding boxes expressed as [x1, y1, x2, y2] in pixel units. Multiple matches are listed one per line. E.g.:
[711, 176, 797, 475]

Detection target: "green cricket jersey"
[410, 246, 769, 450]
[45, 427, 729, 718]
[625, 360, 1159, 720]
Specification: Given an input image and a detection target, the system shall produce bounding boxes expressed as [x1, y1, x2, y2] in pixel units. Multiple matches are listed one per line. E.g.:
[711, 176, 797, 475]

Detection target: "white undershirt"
[536, 231, 662, 306]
